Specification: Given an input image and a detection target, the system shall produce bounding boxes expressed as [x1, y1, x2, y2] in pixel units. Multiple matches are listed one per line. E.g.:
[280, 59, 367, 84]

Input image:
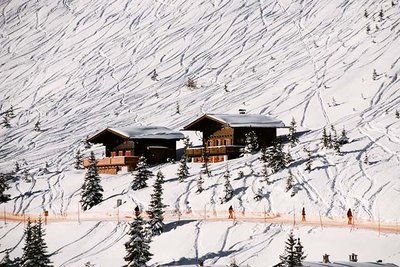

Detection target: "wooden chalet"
[183, 113, 285, 163]
[83, 126, 184, 174]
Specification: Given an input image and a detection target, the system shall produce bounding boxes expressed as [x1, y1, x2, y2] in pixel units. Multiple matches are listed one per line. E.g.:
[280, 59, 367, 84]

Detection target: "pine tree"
[196, 173, 204, 194]
[372, 69, 378, 80]
[177, 156, 189, 182]
[83, 136, 91, 149]
[34, 121, 41, 132]
[338, 127, 349, 144]
[379, 8, 384, 21]
[201, 149, 211, 177]
[279, 231, 297, 267]
[364, 9, 368, 18]
[304, 148, 312, 172]
[183, 136, 192, 155]
[294, 238, 306, 266]
[254, 187, 264, 201]
[80, 151, 103, 211]
[31, 217, 52, 266]
[366, 24, 371, 34]
[150, 69, 158, 81]
[132, 156, 153, 190]
[321, 127, 329, 148]
[261, 164, 270, 184]
[395, 110, 399, 119]
[15, 162, 21, 173]
[186, 77, 197, 89]
[263, 138, 292, 173]
[21, 218, 35, 267]
[288, 118, 299, 147]
[243, 131, 259, 154]
[332, 127, 341, 154]
[147, 170, 165, 236]
[0, 173, 11, 203]
[221, 167, 234, 203]
[286, 171, 295, 194]
[176, 102, 180, 114]
[124, 214, 152, 267]
[364, 153, 369, 164]
[74, 149, 83, 169]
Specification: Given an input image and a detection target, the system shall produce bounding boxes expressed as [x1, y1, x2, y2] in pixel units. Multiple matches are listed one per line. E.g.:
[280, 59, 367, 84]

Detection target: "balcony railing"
[185, 145, 244, 157]
[83, 156, 139, 168]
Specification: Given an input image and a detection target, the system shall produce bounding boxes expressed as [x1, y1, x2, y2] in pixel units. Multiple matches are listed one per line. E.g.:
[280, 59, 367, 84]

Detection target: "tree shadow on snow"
[163, 220, 197, 233]
[162, 250, 238, 266]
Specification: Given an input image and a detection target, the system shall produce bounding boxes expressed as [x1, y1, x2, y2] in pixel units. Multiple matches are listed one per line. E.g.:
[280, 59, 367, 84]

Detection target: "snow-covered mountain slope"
[1, 0, 400, 265]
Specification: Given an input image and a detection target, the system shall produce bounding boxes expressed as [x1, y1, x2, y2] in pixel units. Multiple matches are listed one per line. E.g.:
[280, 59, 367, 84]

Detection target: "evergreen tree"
[304, 148, 312, 173]
[243, 131, 259, 154]
[177, 156, 190, 182]
[321, 127, 329, 148]
[1, 249, 20, 266]
[286, 171, 295, 195]
[15, 162, 21, 173]
[80, 151, 103, 211]
[21, 219, 36, 267]
[34, 121, 41, 132]
[396, 110, 399, 119]
[124, 214, 152, 267]
[372, 69, 378, 80]
[263, 138, 292, 173]
[201, 149, 211, 177]
[183, 136, 192, 155]
[30, 217, 52, 266]
[132, 156, 153, 190]
[221, 167, 233, 203]
[288, 118, 299, 147]
[74, 149, 83, 169]
[83, 136, 91, 149]
[150, 69, 158, 81]
[379, 8, 384, 21]
[196, 173, 204, 194]
[176, 102, 180, 114]
[364, 153, 369, 164]
[261, 164, 270, 184]
[0, 173, 11, 203]
[364, 9, 368, 18]
[338, 128, 349, 144]
[366, 24, 371, 34]
[186, 77, 197, 89]
[279, 231, 297, 267]
[237, 170, 244, 179]
[147, 170, 165, 236]
[332, 128, 341, 154]
[294, 238, 306, 266]
[254, 187, 264, 201]
[1, 115, 11, 128]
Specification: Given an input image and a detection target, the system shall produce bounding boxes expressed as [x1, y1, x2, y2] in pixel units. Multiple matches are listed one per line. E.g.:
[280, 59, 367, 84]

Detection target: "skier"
[347, 208, 353, 224]
[186, 201, 192, 214]
[301, 207, 306, 222]
[135, 205, 141, 217]
[228, 205, 234, 219]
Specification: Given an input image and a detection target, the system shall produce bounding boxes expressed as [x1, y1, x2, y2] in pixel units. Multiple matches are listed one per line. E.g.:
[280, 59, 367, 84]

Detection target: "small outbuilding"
[183, 113, 285, 163]
[83, 126, 184, 174]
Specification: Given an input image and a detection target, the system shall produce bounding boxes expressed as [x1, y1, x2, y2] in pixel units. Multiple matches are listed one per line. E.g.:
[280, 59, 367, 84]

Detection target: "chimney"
[322, 254, 330, 263]
[349, 253, 358, 262]
[239, 109, 246, 114]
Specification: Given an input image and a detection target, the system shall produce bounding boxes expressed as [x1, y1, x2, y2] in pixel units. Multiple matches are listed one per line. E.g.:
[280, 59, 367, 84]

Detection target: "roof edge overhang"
[183, 114, 226, 131]
[88, 128, 130, 143]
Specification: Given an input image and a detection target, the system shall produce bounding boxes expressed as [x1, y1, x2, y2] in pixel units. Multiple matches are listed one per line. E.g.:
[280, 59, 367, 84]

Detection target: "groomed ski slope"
[1, 0, 400, 265]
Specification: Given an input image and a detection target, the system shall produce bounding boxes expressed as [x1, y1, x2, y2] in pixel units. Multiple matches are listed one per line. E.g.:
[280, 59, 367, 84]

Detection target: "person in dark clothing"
[228, 205, 234, 219]
[135, 205, 141, 217]
[302, 207, 306, 221]
[347, 208, 353, 224]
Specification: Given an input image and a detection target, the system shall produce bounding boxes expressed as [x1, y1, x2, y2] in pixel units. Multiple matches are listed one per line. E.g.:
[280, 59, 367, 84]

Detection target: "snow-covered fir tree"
[74, 149, 83, 169]
[221, 166, 234, 203]
[83, 136, 91, 149]
[286, 170, 295, 194]
[261, 164, 270, 184]
[132, 156, 153, 190]
[201, 150, 211, 177]
[321, 127, 329, 148]
[332, 127, 341, 154]
[304, 148, 312, 172]
[0, 173, 11, 203]
[177, 156, 189, 182]
[183, 136, 192, 155]
[288, 118, 299, 147]
[124, 214, 152, 267]
[279, 231, 297, 267]
[243, 131, 259, 154]
[338, 127, 349, 144]
[150, 69, 158, 81]
[254, 187, 264, 201]
[294, 238, 306, 266]
[80, 151, 103, 211]
[34, 121, 40, 132]
[396, 110, 399, 119]
[176, 101, 180, 114]
[262, 138, 292, 173]
[15, 161, 20, 173]
[372, 69, 378, 80]
[196, 173, 204, 194]
[147, 170, 165, 236]
[364, 153, 369, 164]
[21, 218, 52, 267]
[1, 114, 11, 128]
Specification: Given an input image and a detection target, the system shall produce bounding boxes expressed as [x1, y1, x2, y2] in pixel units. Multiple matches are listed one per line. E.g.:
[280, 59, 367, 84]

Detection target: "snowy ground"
[1, 0, 400, 265]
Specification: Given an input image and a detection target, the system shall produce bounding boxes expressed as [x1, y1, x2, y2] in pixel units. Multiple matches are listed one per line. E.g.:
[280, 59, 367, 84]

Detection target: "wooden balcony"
[185, 145, 244, 157]
[83, 156, 139, 168]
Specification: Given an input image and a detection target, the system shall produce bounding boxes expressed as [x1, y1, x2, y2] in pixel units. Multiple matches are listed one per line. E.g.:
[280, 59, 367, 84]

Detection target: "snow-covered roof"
[89, 126, 184, 141]
[184, 113, 285, 130]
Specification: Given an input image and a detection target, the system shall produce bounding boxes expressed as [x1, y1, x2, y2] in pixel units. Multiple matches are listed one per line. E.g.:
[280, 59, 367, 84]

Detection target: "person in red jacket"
[302, 207, 306, 222]
[347, 208, 353, 224]
[228, 206, 234, 219]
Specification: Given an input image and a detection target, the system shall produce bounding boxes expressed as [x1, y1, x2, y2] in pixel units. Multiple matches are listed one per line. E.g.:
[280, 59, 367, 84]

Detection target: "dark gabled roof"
[88, 126, 184, 142]
[183, 113, 285, 130]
